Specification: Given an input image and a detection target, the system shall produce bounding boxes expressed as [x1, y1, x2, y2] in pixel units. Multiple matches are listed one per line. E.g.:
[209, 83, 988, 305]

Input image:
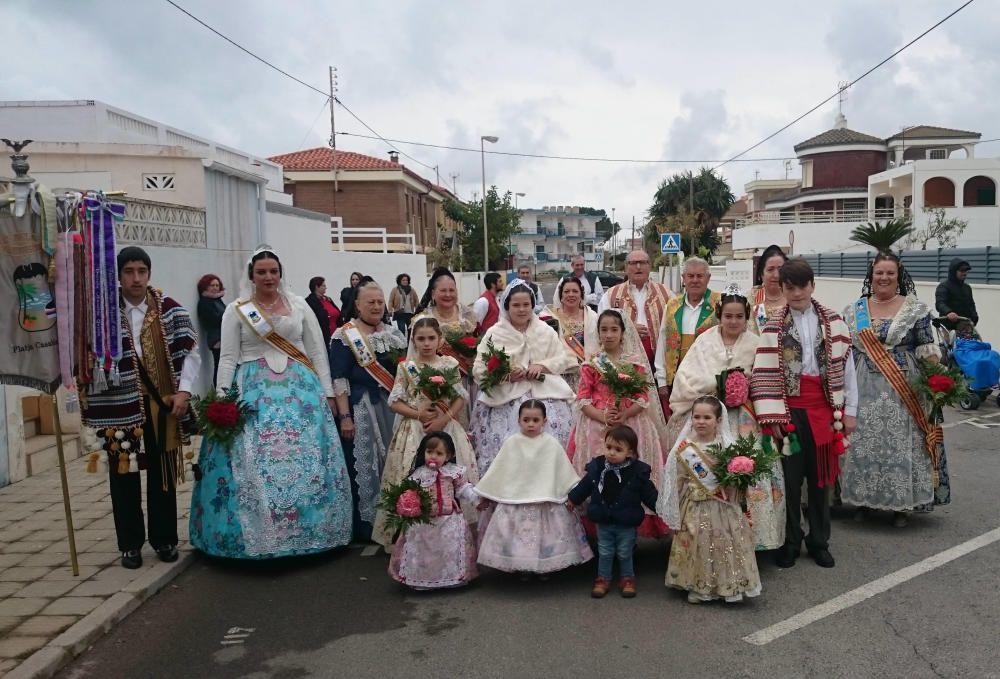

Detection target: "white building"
[732, 121, 998, 256]
[512, 206, 604, 273]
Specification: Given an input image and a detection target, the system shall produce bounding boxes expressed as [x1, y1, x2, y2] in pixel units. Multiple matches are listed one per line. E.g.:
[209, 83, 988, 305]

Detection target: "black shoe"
[809, 548, 835, 568]
[775, 545, 799, 568]
[155, 545, 179, 563]
[121, 550, 143, 569]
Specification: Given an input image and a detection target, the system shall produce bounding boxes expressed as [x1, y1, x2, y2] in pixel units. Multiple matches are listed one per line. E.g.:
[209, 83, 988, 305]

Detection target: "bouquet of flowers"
[192, 385, 254, 447]
[378, 347, 407, 374]
[708, 434, 780, 491]
[716, 368, 750, 409]
[415, 363, 460, 409]
[378, 478, 433, 534]
[913, 361, 968, 422]
[478, 339, 545, 395]
[444, 328, 480, 358]
[598, 360, 650, 408]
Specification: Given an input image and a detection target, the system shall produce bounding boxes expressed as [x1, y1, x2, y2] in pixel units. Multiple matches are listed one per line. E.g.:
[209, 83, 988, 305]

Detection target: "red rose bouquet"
[192, 385, 254, 447]
[913, 361, 967, 422]
[444, 328, 480, 358]
[598, 359, 650, 408]
[378, 478, 433, 535]
[478, 338, 545, 395]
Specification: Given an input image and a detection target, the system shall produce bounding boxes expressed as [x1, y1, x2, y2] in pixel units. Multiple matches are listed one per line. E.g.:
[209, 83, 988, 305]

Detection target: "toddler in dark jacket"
[567, 425, 658, 598]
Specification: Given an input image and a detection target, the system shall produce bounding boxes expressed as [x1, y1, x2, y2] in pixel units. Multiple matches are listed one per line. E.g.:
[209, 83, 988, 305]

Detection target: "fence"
[803, 247, 1000, 284]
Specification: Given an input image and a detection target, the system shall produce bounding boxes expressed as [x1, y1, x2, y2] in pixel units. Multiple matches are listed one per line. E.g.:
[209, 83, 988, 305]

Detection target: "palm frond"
[849, 219, 913, 251]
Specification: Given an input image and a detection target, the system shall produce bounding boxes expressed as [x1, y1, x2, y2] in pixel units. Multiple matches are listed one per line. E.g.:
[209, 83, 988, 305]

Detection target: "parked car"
[593, 270, 623, 288]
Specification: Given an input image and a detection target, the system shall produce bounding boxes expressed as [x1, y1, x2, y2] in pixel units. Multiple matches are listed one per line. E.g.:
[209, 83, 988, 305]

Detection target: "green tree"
[443, 187, 521, 270]
[647, 168, 734, 259]
[905, 208, 968, 250]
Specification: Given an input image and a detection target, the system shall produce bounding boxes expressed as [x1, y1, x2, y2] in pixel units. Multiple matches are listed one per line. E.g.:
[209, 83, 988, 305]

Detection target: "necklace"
[722, 335, 740, 359]
[872, 294, 900, 305]
[255, 294, 281, 311]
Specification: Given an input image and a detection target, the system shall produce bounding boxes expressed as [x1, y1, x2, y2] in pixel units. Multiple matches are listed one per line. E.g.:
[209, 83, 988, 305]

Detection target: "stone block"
[0, 552, 28, 569]
[18, 552, 71, 568]
[2, 646, 68, 679]
[0, 597, 48, 617]
[13, 579, 79, 598]
[0, 616, 23, 634]
[40, 596, 103, 616]
[3, 541, 50, 554]
[39, 565, 99, 581]
[0, 635, 48, 659]
[0, 566, 52, 582]
[10, 614, 78, 637]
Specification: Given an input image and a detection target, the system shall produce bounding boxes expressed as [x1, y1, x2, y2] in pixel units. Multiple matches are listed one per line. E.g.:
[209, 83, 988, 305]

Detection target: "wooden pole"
[51, 394, 79, 576]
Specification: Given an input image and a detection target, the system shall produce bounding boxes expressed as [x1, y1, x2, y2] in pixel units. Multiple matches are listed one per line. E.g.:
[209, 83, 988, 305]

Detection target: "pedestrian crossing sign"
[660, 233, 681, 254]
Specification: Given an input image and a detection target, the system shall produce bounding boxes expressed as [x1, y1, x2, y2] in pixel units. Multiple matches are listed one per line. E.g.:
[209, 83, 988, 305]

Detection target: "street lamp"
[481, 135, 499, 271]
[512, 192, 525, 271]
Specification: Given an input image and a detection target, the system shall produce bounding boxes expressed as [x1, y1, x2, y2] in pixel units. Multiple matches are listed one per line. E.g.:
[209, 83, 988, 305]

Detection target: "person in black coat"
[340, 271, 363, 325]
[196, 274, 227, 385]
[567, 424, 658, 598]
[935, 257, 978, 330]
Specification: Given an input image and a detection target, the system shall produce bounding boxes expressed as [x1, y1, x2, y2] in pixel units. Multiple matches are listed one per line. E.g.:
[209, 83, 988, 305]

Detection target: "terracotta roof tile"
[886, 125, 981, 140]
[794, 128, 885, 151]
[268, 147, 399, 171]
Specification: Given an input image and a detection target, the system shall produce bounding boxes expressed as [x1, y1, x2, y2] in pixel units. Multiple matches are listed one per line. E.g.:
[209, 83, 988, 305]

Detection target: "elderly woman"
[472, 280, 578, 475]
[668, 284, 784, 550]
[840, 251, 951, 527]
[388, 273, 420, 335]
[196, 273, 227, 385]
[189, 247, 352, 559]
[541, 276, 599, 389]
[330, 277, 409, 542]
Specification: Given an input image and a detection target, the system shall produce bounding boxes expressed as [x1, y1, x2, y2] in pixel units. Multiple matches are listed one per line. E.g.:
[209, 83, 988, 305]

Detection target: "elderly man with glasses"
[597, 250, 673, 367]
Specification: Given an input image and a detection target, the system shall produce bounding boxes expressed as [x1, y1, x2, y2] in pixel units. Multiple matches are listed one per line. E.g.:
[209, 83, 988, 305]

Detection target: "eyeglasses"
[626, 260, 650, 266]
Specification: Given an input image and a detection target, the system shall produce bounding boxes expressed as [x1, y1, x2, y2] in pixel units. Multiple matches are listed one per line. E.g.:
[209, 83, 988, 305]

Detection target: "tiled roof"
[886, 125, 981, 140]
[794, 128, 886, 151]
[268, 147, 399, 171]
[766, 186, 868, 204]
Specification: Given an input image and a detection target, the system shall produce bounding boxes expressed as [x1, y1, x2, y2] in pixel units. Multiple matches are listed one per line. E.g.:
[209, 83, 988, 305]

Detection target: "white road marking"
[942, 410, 1000, 429]
[743, 526, 1000, 646]
[220, 626, 255, 646]
[361, 545, 381, 557]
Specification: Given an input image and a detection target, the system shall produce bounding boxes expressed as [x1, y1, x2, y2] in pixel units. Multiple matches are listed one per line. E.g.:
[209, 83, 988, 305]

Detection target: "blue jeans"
[596, 524, 636, 579]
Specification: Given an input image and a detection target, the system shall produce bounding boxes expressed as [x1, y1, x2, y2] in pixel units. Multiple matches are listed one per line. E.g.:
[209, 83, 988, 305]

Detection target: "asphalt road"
[58, 409, 1000, 679]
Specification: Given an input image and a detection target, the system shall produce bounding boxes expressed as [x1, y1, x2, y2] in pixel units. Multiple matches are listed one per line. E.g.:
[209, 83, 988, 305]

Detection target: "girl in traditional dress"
[668, 284, 785, 550]
[475, 400, 593, 575]
[750, 244, 788, 332]
[541, 276, 599, 390]
[472, 280, 577, 475]
[372, 317, 478, 548]
[388, 432, 479, 589]
[568, 309, 669, 538]
[330, 278, 409, 543]
[190, 246, 352, 559]
[658, 396, 762, 604]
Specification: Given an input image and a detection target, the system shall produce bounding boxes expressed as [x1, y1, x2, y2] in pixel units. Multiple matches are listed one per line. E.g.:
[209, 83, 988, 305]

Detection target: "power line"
[297, 99, 330, 152]
[161, 0, 436, 171]
[713, 0, 977, 171]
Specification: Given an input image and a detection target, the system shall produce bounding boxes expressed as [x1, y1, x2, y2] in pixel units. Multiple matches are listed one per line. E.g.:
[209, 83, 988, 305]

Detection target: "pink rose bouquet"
[378, 479, 432, 535]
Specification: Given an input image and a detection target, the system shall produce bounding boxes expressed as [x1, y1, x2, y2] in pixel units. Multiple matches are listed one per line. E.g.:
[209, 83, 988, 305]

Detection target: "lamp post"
[481, 135, 499, 271]
[512, 191, 525, 271]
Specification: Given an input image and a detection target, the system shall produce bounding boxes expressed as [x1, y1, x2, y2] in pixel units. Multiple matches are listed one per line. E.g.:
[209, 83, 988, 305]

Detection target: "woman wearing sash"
[668, 284, 785, 550]
[472, 280, 578, 476]
[840, 252, 951, 527]
[542, 276, 598, 389]
[749, 244, 787, 332]
[330, 278, 409, 543]
[189, 246, 352, 559]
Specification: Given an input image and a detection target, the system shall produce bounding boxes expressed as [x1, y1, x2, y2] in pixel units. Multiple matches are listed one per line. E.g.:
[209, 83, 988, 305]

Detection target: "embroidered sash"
[564, 333, 587, 362]
[677, 442, 722, 496]
[341, 321, 395, 393]
[854, 298, 942, 484]
[235, 299, 315, 373]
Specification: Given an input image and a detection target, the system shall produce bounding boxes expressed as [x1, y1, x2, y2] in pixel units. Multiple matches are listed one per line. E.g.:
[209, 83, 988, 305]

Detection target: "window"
[800, 160, 813, 189]
[927, 149, 948, 160]
[142, 174, 175, 190]
[536, 219, 542, 228]
[963, 176, 997, 206]
[923, 177, 956, 207]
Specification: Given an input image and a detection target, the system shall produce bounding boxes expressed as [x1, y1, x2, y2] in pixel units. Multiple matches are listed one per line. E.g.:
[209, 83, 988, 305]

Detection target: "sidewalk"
[0, 453, 195, 679]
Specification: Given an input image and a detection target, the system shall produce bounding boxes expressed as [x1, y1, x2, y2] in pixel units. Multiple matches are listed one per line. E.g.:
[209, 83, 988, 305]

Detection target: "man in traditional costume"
[82, 246, 199, 568]
[654, 257, 721, 414]
[517, 264, 546, 314]
[750, 258, 857, 569]
[597, 250, 672, 368]
[472, 272, 504, 334]
[568, 254, 603, 310]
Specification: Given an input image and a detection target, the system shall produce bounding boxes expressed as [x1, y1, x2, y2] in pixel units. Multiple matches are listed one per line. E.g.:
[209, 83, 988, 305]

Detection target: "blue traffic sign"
[660, 233, 681, 254]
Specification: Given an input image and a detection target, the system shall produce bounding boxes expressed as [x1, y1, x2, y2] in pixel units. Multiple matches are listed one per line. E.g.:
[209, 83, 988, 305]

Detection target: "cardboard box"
[38, 396, 55, 435]
[21, 395, 40, 421]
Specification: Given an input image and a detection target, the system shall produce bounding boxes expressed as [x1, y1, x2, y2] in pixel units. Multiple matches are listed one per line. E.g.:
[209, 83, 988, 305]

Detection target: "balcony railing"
[735, 207, 911, 229]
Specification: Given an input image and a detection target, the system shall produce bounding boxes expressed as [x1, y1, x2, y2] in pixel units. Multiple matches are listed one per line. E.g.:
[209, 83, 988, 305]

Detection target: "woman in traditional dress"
[330, 278, 409, 542]
[840, 251, 951, 527]
[749, 244, 787, 332]
[668, 284, 785, 550]
[472, 280, 578, 476]
[541, 276, 599, 389]
[189, 246, 352, 559]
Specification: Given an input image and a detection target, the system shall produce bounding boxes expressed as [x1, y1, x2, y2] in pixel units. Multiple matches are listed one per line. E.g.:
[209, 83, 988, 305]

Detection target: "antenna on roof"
[835, 81, 849, 129]
[784, 159, 793, 179]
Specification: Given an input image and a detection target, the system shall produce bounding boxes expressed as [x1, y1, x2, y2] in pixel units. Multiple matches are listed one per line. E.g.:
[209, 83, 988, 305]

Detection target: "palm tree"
[849, 218, 914, 252]
[648, 168, 734, 257]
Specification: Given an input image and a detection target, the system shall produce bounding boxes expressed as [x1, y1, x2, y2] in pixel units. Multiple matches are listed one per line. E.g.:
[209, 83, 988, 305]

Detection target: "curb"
[5, 550, 196, 679]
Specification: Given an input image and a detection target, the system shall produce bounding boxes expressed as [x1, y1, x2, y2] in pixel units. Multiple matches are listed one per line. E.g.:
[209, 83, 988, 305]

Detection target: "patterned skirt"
[388, 512, 478, 589]
[189, 359, 353, 559]
[477, 502, 593, 573]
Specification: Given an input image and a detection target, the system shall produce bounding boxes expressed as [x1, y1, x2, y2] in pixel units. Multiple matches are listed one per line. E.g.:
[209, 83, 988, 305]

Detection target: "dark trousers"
[108, 399, 178, 552]
[211, 346, 221, 386]
[781, 407, 832, 552]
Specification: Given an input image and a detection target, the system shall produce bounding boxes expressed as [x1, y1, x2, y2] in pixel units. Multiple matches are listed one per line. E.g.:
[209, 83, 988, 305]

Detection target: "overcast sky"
[3, 0, 998, 229]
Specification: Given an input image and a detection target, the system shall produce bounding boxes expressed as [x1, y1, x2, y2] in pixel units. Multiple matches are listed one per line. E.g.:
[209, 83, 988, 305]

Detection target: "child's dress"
[372, 356, 478, 548]
[475, 432, 592, 573]
[388, 462, 479, 589]
[658, 438, 761, 601]
[567, 354, 669, 538]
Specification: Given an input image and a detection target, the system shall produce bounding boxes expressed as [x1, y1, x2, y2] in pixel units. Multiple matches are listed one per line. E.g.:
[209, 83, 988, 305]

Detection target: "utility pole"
[435, 165, 440, 187]
[450, 173, 459, 196]
[329, 66, 339, 214]
[631, 215, 635, 250]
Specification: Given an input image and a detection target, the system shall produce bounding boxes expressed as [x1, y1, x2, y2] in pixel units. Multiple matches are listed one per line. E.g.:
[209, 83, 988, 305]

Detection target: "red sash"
[788, 376, 839, 488]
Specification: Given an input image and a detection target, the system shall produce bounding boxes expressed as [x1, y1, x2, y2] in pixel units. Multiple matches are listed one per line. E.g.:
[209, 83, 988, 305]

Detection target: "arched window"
[963, 176, 997, 206]
[923, 177, 956, 208]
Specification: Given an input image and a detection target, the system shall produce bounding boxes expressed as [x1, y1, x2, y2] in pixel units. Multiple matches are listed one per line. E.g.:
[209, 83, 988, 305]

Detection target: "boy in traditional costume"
[750, 259, 857, 569]
[82, 247, 199, 568]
